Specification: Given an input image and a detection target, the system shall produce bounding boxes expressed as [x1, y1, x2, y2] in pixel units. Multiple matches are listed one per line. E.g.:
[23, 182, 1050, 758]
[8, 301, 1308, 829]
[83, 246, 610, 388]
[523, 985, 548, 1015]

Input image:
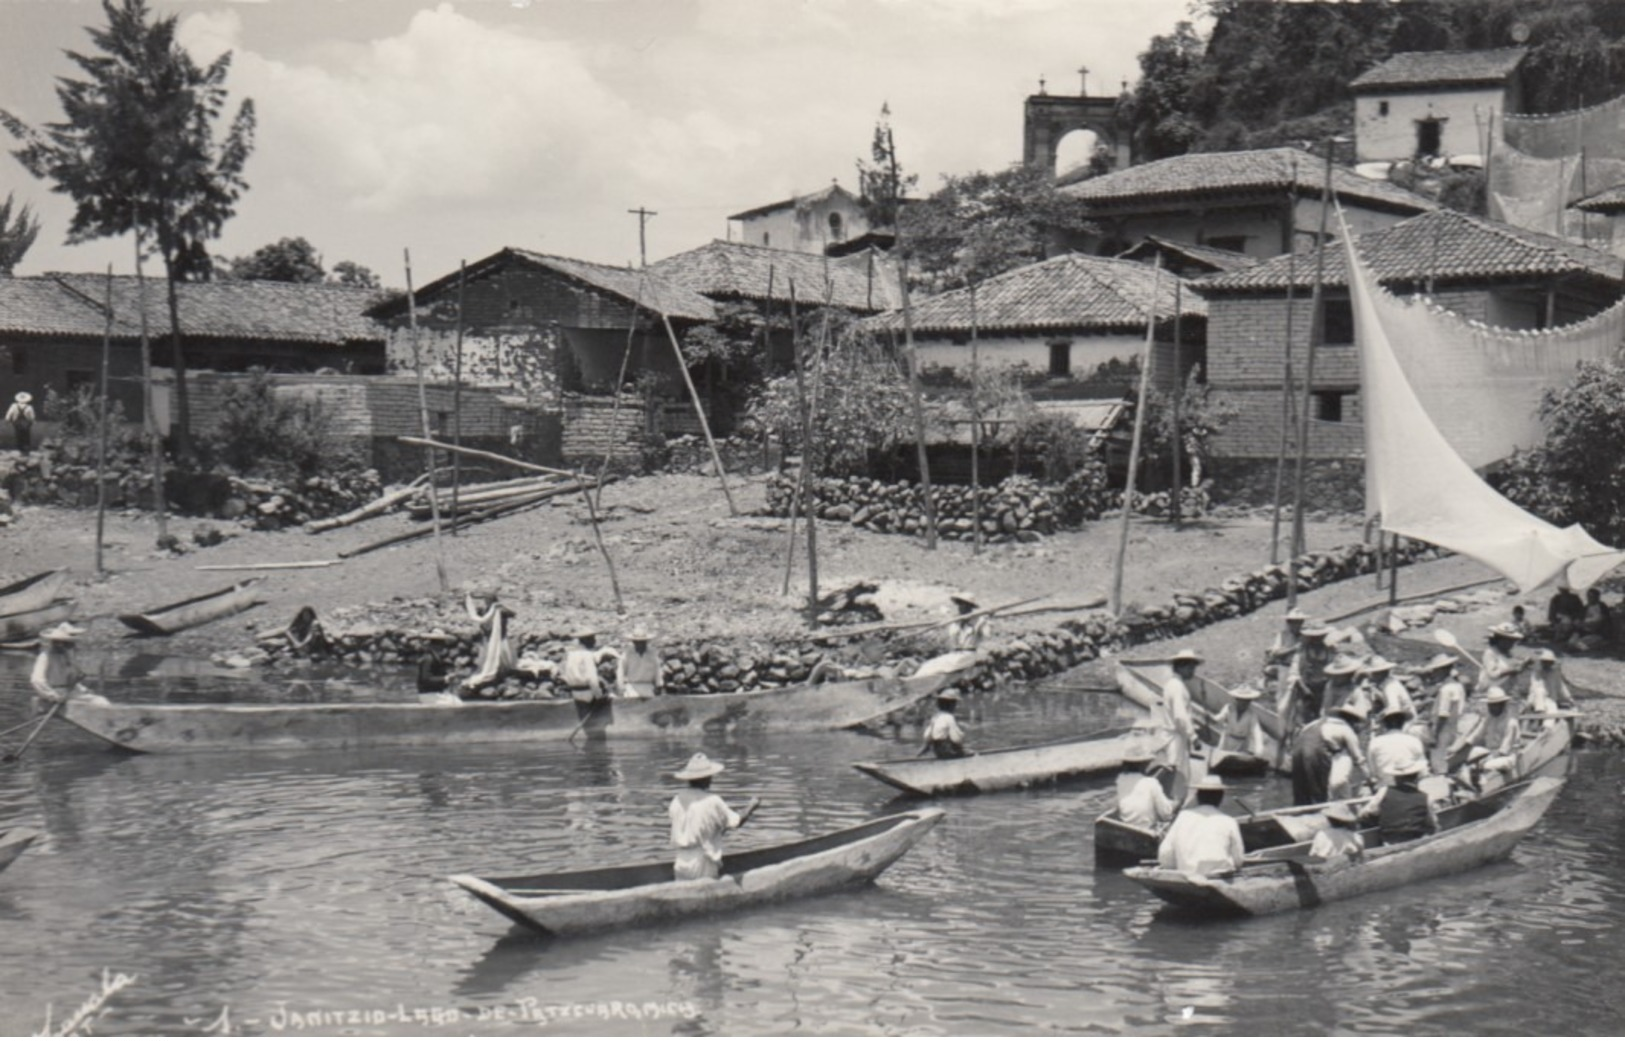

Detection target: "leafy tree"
[902, 167, 1096, 292]
[224, 236, 324, 283]
[744, 336, 914, 477]
[0, 192, 41, 276]
[854, 103, 917, 231]
[1, 0, 256, 456]
[1116, 21, 1207, 162]
[329, 259, 380, 289]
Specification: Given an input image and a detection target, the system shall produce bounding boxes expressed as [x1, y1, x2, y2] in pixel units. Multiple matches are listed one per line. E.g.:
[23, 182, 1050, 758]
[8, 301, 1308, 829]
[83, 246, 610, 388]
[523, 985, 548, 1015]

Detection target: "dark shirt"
[1548, 590, 1584, 625]
[1374, 784, 1434, 844]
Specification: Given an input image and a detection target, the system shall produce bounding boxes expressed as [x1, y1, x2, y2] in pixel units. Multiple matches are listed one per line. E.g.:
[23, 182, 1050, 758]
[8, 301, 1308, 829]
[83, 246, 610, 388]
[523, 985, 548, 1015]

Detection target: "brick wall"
[386, 327, 563, 402]
[561, 395, 649, 465]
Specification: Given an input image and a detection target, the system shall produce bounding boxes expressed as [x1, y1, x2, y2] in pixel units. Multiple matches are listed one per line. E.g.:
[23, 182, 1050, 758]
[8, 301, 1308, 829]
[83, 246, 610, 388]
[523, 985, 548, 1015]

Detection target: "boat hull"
[118, 581, 262, 636]
[0, 828, 40, 874]
[59, 671, 954, 754]
[1123, 777, 1563, 916]
[0, 599, 76, 642]
[450, 809, 944, 936]
[0, 570, 68, 618]
[853, 732, 1143, 797]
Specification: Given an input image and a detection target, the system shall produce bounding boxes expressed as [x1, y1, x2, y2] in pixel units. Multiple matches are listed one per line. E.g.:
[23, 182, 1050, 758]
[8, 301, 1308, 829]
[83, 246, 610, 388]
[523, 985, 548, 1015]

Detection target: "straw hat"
[1391, 757, 1428, 779]
[673, 752, 725, 781]
[1300, 622, 1332, 639]
[1285, 607, 1310, 623]
[574, 627, 597, 640]
[1170, 648, 1203, 665]
[1193, 776, 1226, 794]
[1485, 687, 1513, 704]
[40, 621, 85, 643]
[629, 626, 652, 642]
[1487, 622, 1523, 642]
[14, 391, 31, 405]
[1381, 705, 1412, 722]
[1229, 685, 1263, 701]
[1324, 803, 1358, 826]
[1360, 656, 1397, 674]
[936, 690, 961, 704]
[1324, 655, 1362, 677]
[1332, 701, 1368, 722]
[950, 595, 978, 610]
[1421, 653, 1458, 673]
[1537, 649, 1557, 664]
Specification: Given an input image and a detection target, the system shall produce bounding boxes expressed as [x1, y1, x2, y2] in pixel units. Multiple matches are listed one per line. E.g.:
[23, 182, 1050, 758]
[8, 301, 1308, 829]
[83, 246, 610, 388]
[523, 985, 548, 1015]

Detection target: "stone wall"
[1208, 456, 1366, 512]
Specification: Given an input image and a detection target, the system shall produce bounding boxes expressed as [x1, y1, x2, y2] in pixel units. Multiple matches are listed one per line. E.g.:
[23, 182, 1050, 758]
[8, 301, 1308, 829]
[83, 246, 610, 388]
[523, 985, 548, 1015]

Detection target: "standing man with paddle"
[562, 628, 621, 725]
[669, 753, 759, 881]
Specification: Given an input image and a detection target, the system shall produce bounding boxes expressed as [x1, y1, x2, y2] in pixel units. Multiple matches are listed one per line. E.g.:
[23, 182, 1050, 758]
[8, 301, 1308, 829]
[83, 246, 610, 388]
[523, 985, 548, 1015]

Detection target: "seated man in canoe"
[1476, 623, 1531, 697]
[919, 691, 969, 759]
[1367, 707, 1427, 788]
[1156, 777, 1244, 878]
[1210, 684, 1268, 771]
[669, 753, 759, 881]
[1358, 759, 1437, 845]
[30, 622, 88, 703]
[1307, 803, 1364, 864]
[1456, 687, 1520, 776]
[1116, 746, 1176, 833]
[1525, 650, 1574, 722]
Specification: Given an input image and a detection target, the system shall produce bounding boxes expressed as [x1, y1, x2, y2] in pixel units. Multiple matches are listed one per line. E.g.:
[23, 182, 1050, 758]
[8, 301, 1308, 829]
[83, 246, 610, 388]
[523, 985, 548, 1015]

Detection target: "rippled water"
[0, 651, 1620, 1036]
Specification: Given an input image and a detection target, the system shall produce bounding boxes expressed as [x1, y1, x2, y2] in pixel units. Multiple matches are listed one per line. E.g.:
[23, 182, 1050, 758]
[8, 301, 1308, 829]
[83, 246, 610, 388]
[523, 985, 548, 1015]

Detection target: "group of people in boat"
[1116, 611, 1575, 879]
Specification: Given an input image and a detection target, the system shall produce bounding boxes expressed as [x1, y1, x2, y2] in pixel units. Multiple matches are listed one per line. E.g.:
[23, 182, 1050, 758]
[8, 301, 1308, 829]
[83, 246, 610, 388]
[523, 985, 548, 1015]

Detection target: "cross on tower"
[1078, 65, 1090, 96]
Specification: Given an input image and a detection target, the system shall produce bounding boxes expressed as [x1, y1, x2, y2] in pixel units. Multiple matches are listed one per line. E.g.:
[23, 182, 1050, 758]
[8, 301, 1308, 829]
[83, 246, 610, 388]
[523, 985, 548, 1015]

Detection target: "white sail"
[1344, 212, 1625, 592]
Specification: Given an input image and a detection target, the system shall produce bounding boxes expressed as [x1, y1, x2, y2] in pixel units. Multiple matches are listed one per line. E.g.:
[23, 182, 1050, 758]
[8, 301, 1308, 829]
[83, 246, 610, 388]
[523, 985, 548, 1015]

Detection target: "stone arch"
[1023, 93, 1130, 176]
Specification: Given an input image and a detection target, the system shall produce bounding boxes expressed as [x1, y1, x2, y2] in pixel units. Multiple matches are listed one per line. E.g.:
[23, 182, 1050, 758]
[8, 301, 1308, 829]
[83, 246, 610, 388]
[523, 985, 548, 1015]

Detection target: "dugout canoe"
[852, 730, 1157, 797]
[0, 599, 77, 643]
[117, 580, 263, 636]
[56, 667, 960, 754]
[0, 570, 68, 618]
[0, 828, 40, 874]
[1115, 661, 1285, 774]
[1122, 776, 1563, 916]
[449, 809, 944, 937]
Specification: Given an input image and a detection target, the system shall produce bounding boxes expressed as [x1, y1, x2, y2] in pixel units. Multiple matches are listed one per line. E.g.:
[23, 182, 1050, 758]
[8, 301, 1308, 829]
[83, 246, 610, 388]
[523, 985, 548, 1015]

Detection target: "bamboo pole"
[970, 281, 983, 553]
[659, 313, 737, 515]
[805, 260, 836, 611]
[1270, 158, 1300, 566]
[1287, 141, 1338, 608]
[597, 269, 647, 508]
[782, 274, 802, 597]
[133, 234, 166, 544]
[1169, 277, 1183, 528]
[94, 265, 113, 577]
[403, 249, 449, 591]
[1111, 257, 1162, 616]
[897, 251, 937, 550]
[451, 261, 467, 533]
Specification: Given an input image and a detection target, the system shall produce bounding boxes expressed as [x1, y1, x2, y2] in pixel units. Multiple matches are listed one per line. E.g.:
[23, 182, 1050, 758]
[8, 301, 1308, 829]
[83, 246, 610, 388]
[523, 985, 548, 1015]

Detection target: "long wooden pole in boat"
[133, 234, 166, 544]
[1269, 160, 1300, 566]
[1287, 141, 1338, 607]
[94, 264, 113, 577]
[404, 249, 449, 592]
[659, 313, 736, 515]
[782, 274, 803, 596]
[450, 261, 467, 534]
[1169, 277, 1183, 529]
[1111, 256, 1162, 616]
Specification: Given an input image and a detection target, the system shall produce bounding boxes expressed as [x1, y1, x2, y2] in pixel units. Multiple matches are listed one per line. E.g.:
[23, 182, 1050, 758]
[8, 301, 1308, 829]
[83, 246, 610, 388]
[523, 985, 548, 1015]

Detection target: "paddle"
[737, 797, 762, 828]
[565, 695, 609, 744]
[2, 699, 62, 764]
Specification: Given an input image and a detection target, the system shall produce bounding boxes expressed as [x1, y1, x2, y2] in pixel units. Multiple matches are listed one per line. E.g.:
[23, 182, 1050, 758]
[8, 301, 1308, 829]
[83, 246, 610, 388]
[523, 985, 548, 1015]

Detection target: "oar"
[737, 797, 762, 828]
[1432, 628, 1479, 667]
[565, 695, 609, 744]
[2, 699, 62, 764]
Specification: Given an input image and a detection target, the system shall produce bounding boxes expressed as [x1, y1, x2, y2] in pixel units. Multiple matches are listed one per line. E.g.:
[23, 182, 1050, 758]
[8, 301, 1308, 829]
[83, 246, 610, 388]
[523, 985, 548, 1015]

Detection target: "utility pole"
[628, 206, 657, 268]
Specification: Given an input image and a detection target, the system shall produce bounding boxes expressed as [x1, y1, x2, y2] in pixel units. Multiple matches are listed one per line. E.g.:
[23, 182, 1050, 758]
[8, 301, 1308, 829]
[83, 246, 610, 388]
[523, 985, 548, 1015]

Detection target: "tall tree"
[0, 192, 41, 276]
[854, 103, 917, 231]
[1, 0, 256, 455]
[224, 236, 325, 283]
[902, 167, 1096, 292]
[329, 259, 380, 289]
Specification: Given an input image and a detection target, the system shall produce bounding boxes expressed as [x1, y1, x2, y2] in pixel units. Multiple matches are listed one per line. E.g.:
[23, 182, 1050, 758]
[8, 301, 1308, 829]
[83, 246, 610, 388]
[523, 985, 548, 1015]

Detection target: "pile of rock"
[220, 471, 383, 530]
[764, 473, 1063, 542]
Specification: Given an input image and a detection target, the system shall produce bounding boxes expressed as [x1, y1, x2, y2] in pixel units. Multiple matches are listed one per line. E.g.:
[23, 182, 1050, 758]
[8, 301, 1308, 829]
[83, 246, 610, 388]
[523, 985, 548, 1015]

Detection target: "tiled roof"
[1057, 147, 1438, 215]
[648, 239, 901, 313]
[1350, 48, 1526, 91]
[1195, 209, 1625, 293]
[1575, 186, 1625, 214]
[728, 183, 859, 222]
[1117, 236, 1260, 273]
[506, 249, 717, 321]
[863, 253, 1206, 335]
[1, 274, 387, 343]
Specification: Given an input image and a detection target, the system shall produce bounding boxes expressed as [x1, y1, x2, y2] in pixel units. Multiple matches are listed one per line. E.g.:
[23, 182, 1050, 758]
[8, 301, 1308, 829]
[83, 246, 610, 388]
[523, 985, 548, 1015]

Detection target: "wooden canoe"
[0, 599, 77, 643]
[853, 730, 1151, 797]
[1115, 661, 1286, 773]
[0, 570, 68, 618]
[1122, 777, 1564, 916]
[0, 828, 40, 874]
[57, 668, 958, 754]
[118, 580, 263, 636]
[450, 809, 944, 937]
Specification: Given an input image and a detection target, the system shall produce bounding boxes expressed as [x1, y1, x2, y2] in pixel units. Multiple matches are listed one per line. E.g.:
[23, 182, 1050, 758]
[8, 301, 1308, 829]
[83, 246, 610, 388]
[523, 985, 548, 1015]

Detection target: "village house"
[1114, 236, 1258, 279]
[1193, 207, 1625, 498]
[1574, 186, 1625, 258]
[0, 273, 386, 425]
[1350, 48, 1525, 163]
[1055, 146, 1437, 260]
[726, 183, 881, 256]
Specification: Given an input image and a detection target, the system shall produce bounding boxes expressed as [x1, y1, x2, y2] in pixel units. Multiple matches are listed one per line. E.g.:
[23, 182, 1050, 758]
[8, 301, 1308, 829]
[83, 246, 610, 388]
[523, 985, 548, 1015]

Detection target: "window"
[1378, 100, 1390, 117]
[1416, 117, 1443, 157]
[1204, 234, 1248, 254]
[435, 410, 451, 435]
[762, 232, 771, 246]
[829, 212, 845, 242]
[1048, 341, 1072, 377]
[1319, 299, 1355, 344]
[1313, 391, 1349, 423]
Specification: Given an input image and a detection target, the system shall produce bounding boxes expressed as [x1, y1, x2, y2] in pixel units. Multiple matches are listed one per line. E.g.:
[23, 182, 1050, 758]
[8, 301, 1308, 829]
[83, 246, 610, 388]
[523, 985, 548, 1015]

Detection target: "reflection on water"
[0, 652, 1620, 1035]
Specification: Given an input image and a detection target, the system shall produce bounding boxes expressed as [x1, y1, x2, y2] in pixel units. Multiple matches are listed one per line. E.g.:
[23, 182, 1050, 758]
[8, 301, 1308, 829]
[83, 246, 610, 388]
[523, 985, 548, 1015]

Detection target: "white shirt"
[1367, 731, 1427, 787]
[669, 792, 741, 868]
[948, 616, 988, 652]
[1157, 804, 1244, 877]
[923, 710, 965, 745]
[1118, 774, 1175, 830]
[1154, 676, 1196, 745]
[1379, 678, 1415, 718]
[1434, 679, 1467, 721]
[1308, 826, 1364, 863]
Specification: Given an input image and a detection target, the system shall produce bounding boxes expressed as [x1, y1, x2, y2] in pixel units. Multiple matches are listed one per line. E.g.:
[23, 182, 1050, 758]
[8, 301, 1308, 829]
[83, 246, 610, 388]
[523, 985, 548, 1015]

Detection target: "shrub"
[202, 369, 360, 479]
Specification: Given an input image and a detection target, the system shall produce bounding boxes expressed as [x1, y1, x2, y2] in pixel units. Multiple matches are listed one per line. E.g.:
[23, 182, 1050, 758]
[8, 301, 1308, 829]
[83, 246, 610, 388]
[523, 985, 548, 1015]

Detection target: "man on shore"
[1278, 622, 1332, 730]
[1152, 649, 1201, 771]
[1476, 623, 1529, 697]
[946, 596, 988, 652]
[618, 626, 663, 699]
[1267, 607, 1310, 668]
[1157, 777, 1244, 877]
[5, 392, 34, 452]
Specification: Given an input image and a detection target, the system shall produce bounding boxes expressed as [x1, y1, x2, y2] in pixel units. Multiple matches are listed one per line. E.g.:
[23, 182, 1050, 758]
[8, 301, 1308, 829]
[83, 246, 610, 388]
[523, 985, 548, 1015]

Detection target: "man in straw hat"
[1312, 654, 1363, 726]
[1460, 687, 1519, 765]
[1476, 622, 1530, 697]
[1267, 606, 1311, 668]
[1368, 707, 1427, 788]
[30, 621, 87, 702]
[1308, 802, 1365, 864]
[1157, 776, 1244, 877]
[1525, 648, 1572, 722]
[918, 690, 969, 759]
[1116, 740, 1176, 832]
[1211, 684, 1268, 765]
[617, 625, 663, 700]
[561, 627, 621, 716]
[1358, 758, 1437, 845]
[668, 753, 760, 881]
[946, 595, 988, 653]
[1289, 701, 1370, 806]
[1150, 649, 1202, 771]
[1278, 620, 1333, 730]
[1359, 656, 1414, 722]
[5, 391, 34, 452]
[1421, 652, 1467, 772]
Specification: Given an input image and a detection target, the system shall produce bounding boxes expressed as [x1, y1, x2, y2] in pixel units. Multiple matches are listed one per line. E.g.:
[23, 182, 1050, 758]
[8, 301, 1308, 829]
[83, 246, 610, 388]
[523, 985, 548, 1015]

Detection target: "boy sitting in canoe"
[919, 691, 968, 759]
[1307, 803, 1364, 864]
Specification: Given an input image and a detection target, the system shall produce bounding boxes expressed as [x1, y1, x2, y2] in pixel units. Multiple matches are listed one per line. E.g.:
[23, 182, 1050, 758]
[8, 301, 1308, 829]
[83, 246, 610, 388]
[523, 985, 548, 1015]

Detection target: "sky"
[0, 0, 1201, 286]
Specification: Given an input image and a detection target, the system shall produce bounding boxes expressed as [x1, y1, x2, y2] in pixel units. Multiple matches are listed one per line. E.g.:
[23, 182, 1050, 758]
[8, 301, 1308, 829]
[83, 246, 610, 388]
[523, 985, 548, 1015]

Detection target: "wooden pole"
[1169, 277, 1183, 528]
[94, 264, 113, 577]
[1111, 257, 1162, 616]
[1288, 141, 1337, 606]
[898, 251, 937, 549]
[970, 281, 983, 553]
[1269, 187, 1300, 566]
[782, 276, 804, 596]
[404, 249, 449, 592]
[805, 262, 836, 612]
[451, 261, 467, 533]
[1388, 534, 1401, 605]
[659, 313, 737, 515]
[597, 270, 646, 509]
[133, 234, 166, 544]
